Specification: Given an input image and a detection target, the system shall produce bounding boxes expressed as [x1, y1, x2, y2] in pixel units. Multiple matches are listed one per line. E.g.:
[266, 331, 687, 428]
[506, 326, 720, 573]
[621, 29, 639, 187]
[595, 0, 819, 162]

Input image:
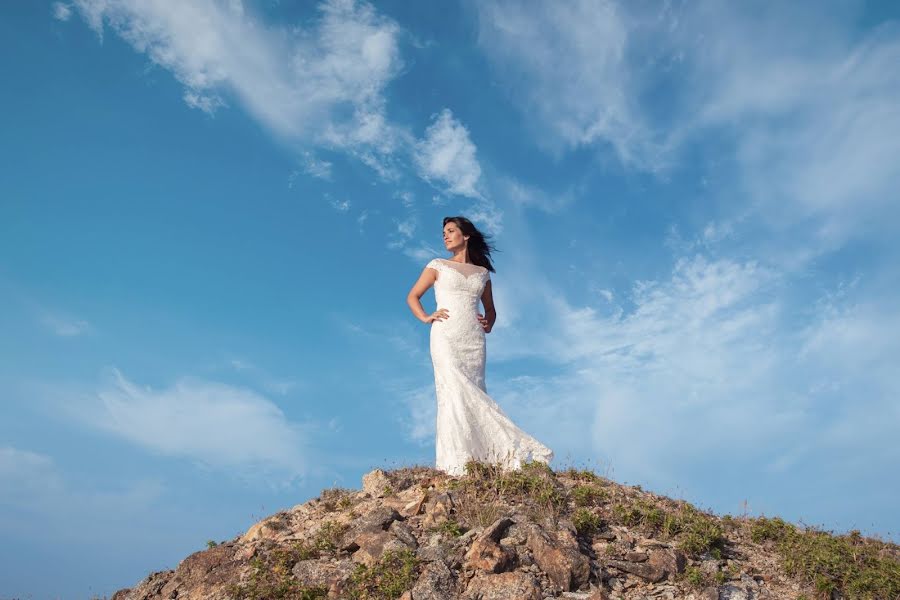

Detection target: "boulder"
[464, 571, 542, 600]
[648, 548, 687, 579]
[411, 559, 457, 600]
[422, 492, 455, 528]
[342, 506, 401, 551]
[463, 517, 515, 573]
[363, 469, 392, 498]
[292, 558, 355, 597]
[604, 558, 666, 583]
[351, 530, 411, 566]
[524, 523, 590, 591]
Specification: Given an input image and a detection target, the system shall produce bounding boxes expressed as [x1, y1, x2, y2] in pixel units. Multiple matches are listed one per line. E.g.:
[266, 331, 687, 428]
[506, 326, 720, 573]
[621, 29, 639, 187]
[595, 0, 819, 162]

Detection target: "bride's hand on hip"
[477, 313, 492, 333]
[425, 308, 449, 324]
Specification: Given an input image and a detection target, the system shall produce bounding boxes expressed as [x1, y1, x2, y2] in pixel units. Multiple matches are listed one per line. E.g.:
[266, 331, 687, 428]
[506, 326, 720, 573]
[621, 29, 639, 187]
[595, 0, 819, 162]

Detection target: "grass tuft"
[572, 508, 603, 537]
[750, 518, 900, 599]
[346, 548, 419, 600]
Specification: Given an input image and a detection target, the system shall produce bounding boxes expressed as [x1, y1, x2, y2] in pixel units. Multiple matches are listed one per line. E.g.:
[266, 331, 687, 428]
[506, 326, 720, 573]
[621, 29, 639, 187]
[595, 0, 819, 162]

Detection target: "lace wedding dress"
[426, 258, 554, 476]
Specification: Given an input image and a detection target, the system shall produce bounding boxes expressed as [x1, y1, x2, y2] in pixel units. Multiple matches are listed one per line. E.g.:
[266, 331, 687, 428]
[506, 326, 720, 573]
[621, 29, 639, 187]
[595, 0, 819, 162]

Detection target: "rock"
[604, 559, 666, 583]
[719, 583, 753, 600]
[481, 517, 514, 542]
[417, 534, 455, 565]
[700, 559, 722, 576]
[411, 559, 457, 600]
[525, 523, 591, 592]
[464, 536, 515, 573]
[403, 492, 429, 517]
[423, 492, 455, 528]
[700, 586, 720, 600]
[391, 520, 419, 549]
[243, 516, 290, 542]
[464, 571, 542, 600]
[648, 548, 687, 579]
[625, 551, 648, 562]
[342, 506, 401, 550]
[459, 528, 479, 543]
[464, 517, 516, 573]
[363, 469, 392, 497]
[351, 530, 410, 566]
[560, 591, 610, 600]
[111, 570, 172, 600]
[292, 558, 354, 596]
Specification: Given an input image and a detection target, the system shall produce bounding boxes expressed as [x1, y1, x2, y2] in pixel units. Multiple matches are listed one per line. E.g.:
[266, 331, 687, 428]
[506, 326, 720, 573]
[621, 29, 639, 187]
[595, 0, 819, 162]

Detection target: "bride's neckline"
[439, 258, 487, 271]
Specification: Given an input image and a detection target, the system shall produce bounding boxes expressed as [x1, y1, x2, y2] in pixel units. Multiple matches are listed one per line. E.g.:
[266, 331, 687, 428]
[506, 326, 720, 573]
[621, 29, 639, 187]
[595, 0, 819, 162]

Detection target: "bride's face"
[443, 222, 467, 251]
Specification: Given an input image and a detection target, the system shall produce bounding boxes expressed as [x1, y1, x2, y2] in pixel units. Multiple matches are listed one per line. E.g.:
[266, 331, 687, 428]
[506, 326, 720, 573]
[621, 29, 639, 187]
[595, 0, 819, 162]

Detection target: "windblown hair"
[443, 216, 497, 273]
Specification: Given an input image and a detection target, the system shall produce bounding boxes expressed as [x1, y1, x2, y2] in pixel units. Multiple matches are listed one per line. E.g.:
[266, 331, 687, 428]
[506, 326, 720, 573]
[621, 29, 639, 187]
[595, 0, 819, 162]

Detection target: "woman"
[406, 216, 554, 476]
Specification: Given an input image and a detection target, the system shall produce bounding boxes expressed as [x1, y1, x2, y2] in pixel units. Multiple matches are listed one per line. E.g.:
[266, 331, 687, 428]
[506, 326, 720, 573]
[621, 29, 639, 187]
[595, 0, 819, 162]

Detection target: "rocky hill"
[111, 462, 900, 600]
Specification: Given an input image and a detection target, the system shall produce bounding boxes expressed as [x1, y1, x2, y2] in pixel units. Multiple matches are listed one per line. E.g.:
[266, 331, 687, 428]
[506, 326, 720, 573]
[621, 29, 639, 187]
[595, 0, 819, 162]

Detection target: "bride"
[406, 216, 554, 476]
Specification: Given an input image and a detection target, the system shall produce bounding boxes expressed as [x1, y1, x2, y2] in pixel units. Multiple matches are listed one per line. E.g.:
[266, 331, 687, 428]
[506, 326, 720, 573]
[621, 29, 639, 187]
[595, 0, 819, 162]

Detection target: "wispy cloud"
[667, 3, 900, 249]
[327, 194, 351, 212]
[0, 445, 164, 533]
[66, 0, 404, 167]
[0, 447, 63, 505]
[74, 368, 308, 482]
[39, 312, 91, 337]
[300, 151, 333, 180]
[52, 2, 73, 21]
[475, 0, 662, 168]
[475, 1, 900, 250]
[227, 358, 300, 396]
[414, 109, 483, 199]
[482, 213, 900, 504]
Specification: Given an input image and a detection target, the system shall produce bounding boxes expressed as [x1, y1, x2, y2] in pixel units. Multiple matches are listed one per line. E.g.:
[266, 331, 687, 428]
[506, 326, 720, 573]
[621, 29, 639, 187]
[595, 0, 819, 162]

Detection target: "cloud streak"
[414, 109, 483, 199]
[78, 368, 308, 481]
[66, 0, 404, 167]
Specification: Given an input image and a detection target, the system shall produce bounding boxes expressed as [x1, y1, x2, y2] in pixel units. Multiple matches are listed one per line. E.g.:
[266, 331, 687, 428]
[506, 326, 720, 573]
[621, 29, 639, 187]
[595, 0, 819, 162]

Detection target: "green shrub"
[571, 484, 606, 507]
[572, 508, 602, 537]
[346, 549, 419, 600]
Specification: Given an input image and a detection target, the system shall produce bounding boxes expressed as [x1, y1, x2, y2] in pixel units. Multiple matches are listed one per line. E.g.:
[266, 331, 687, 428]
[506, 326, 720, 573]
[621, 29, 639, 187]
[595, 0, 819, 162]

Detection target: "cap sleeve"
[426, 259, 441, 271]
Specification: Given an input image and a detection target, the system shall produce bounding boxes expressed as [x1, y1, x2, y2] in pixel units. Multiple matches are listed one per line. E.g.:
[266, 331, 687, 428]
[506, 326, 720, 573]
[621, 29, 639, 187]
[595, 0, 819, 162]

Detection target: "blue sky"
[2, 0, 899, 597]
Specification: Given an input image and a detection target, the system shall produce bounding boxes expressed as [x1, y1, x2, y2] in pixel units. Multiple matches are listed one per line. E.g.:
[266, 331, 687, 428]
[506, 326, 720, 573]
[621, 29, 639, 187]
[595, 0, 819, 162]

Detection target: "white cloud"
[39, 313, 91, 337]
[78, 368, 308, 480]
[300, 151, 333, 180]
[399, 384, 435, 443]
[496, 176, 576, 214]
[0, 446, 163, 518]
[68, 0, 404, 166]
[414, 109, 483, 199]
[52, 2, 73, 21]
[475, 0, 661, 168]
[671, 4, 900, 248]
[476, 1, 900, 248]
[483, 229, 900, 502]
[0, 447, 63, 505]
[464, 199, 504, 236]
[329, 196, 351, 212]
[356, 209, 370, 230]
[402, 242, 440, 263]
[227, 358, 300, 396]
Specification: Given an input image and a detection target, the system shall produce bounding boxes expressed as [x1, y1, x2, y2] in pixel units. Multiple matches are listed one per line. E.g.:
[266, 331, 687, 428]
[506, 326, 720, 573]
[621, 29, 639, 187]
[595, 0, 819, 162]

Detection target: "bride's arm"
[407, 266, 448, 324]
[478, 280, 496, 333]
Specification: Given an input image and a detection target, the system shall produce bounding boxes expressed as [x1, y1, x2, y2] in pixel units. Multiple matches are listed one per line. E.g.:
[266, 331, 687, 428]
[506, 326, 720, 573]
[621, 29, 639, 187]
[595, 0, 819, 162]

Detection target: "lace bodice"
[426, 258, 490, 306]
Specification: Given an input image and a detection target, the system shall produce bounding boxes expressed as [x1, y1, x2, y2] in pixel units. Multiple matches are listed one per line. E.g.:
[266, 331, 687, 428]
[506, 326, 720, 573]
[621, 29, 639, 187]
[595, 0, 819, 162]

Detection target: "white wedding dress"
[426, 258, 554, 476]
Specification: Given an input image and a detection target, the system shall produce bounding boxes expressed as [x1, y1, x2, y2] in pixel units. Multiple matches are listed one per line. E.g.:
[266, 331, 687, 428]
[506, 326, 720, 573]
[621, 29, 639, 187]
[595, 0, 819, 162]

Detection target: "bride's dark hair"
[444, 216, 497, 273]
